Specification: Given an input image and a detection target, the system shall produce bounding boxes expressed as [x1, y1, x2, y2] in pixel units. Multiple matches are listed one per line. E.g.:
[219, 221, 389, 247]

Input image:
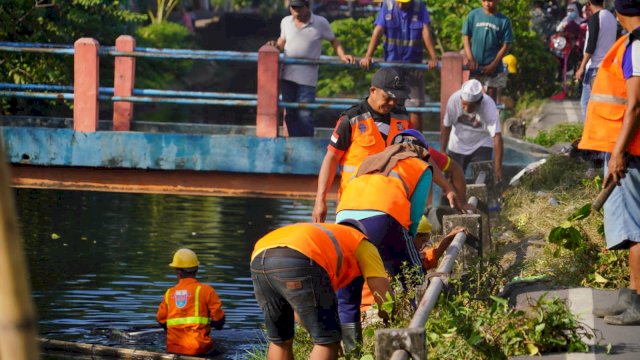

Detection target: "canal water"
[16, 188, 336, 359]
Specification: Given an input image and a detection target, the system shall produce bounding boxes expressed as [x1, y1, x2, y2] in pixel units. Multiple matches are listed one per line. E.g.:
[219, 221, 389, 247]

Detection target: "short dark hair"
[590, 0, 604, 7]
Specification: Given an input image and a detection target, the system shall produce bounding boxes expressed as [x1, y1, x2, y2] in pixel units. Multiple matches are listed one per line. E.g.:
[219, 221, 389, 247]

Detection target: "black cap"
[616, 0, 640, 16]
[371, 67, 409, 99]
[289, 0, 309, 7]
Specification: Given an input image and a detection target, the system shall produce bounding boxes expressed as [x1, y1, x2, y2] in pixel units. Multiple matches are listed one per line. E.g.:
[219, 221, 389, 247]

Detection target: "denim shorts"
[250, 247, 340, 344]
[603, 155, 640, 250]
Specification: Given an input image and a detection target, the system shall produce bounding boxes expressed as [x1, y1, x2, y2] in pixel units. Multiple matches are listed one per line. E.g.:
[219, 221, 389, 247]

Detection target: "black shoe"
[604, 293, 640, 325]
[593, 288, 636, 318]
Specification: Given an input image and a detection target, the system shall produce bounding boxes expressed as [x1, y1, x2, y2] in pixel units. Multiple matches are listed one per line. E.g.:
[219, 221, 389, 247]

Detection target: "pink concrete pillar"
[73, 38, 100, 132]
[113, 35, 136, 131]
[440, 52, 464, 131]
[256, 45, 280, 138]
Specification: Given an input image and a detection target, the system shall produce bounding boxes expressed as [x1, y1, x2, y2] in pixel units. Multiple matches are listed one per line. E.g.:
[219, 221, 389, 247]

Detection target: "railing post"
[440, 52, 463, 130]
[113, 35, 136, 131]
[256, 45, 280, 138]
[73, 38, 100, 132]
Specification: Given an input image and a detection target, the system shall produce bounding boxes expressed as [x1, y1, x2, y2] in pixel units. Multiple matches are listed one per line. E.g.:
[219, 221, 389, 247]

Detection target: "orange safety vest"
[579, 34, 640, 155]
[156, 278, 225, 355]
[251, 223, 366, 290]
[337, 157, 430, 229]
[339, 111, 410, 193]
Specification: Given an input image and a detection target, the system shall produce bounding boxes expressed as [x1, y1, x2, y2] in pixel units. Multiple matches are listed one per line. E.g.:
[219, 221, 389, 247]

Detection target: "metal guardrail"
[0, 41, 440, 113]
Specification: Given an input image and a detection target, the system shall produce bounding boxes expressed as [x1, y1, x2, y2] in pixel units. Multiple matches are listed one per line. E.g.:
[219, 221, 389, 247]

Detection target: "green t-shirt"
[462, 8, 514, 68]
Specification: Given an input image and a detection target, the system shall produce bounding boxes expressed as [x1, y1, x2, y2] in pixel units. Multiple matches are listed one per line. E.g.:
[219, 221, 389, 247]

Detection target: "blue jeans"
[250, 247, 340, 344]
[281, 80, 316, 137]
[603, 155, 640, 250]
[580, 68, 597, 122]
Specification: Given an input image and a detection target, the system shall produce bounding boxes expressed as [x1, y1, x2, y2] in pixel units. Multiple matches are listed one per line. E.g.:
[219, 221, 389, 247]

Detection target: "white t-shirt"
[280, 14, 335, 87]
[443, 90, 501, 155]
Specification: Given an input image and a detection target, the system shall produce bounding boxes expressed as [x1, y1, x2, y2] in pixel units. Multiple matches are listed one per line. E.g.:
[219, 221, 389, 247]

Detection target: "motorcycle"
[548, 24, 583, 100]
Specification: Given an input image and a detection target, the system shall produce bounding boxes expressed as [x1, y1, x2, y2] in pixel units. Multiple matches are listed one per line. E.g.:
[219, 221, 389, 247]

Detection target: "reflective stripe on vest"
[388, 171, 410, 195]
[589, 93, 628, 105]
[310, 223, 343, 275]
[579, 33, 640, 155]
[166, 286, 210, 327]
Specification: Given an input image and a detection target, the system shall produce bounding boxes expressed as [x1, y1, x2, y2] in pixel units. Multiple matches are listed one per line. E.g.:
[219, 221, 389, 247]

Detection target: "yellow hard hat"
[417, 215, 432, 234]
[503, 54, 517, 74]
[169, 248, 200, 268]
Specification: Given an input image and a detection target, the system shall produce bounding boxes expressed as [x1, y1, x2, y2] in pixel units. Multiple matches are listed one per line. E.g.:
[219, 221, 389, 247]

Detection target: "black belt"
[263, 247, 309, 259]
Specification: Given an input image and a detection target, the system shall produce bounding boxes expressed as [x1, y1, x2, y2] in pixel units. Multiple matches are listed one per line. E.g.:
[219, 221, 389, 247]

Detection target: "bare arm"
[434, 226, 467, 258]
[493, 132, 504, 183]
[605, 76, 640, 187]
[575, 52, 592, 82]
[422, 24, 438, 69]
[440, 125, 452, 153]
[463, 35, 477, 71]
[366, 276, 392, 321]
[330, 38, 355, 64]
[430, 164, 463, 212]
[444, 159, 468, 206]
[360, 25, 385, 69]
[312, 151, 342, 222]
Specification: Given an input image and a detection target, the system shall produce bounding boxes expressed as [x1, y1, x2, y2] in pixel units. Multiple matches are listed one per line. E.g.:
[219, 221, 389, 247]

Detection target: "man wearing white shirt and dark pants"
[441, 79, 503, 183]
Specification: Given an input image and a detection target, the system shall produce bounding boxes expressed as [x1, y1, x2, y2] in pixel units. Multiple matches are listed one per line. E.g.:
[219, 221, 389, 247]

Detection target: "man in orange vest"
[579, 0, 640, 325]
[333, 130, 461, 351]
[157, 249, 226, 355]
[313, 68, 467, 222]
[250, 220, 391, 359]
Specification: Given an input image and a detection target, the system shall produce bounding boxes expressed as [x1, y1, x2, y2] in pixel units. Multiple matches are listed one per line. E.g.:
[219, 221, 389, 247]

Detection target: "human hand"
[445, 191, 463, 213]
[341, 54, 355, 64]
[482, 62, 498, 75]
[427, 58, 439, 70]
[604, 152, 628, 188]
[312, 200, 327, 223]
[467, 59, 478, 72]
[359, 56, 373, 70]
[575, 67, 584, 82]
[265, 40, 277, 47]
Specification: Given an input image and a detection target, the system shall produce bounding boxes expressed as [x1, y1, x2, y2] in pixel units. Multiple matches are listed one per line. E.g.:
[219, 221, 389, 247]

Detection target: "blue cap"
[392, 129, 429, 149]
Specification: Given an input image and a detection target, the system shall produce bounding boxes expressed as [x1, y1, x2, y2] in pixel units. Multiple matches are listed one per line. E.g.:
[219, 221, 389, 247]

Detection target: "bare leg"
[410, 112, 422, 131]
[268, 339, 294, 360]
[630, 243, 640, 293]
[309, 342, 340, 360]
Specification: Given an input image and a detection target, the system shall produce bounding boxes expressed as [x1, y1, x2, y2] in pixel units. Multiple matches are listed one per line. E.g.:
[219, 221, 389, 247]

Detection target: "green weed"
[526, 123, 584, 148]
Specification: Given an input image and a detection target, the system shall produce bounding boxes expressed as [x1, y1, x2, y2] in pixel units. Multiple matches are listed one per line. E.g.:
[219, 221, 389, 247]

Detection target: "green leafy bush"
[134, 22, 194, 89]
[526, 123, 584, 147]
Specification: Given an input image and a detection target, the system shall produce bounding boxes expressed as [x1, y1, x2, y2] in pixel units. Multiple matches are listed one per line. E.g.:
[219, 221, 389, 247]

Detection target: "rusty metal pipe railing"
[389, 231, 467, 360]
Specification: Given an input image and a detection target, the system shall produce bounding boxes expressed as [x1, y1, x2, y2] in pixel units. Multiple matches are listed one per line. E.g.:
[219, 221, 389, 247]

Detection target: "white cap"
[460, 79, 483, 102]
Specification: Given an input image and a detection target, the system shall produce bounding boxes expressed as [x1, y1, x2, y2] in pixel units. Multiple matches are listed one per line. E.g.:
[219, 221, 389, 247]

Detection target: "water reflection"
[16, 189, 336, 358]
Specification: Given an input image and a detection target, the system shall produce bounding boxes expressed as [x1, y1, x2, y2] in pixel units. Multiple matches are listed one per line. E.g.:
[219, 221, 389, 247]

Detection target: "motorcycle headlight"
[552, 36, 567, 51]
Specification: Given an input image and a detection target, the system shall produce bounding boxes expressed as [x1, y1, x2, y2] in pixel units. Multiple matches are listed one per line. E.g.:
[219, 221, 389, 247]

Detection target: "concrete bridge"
[0, 36, 546, 199]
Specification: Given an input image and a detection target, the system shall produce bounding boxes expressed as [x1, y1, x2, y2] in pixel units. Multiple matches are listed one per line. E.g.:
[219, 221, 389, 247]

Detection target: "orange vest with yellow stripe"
[579, 34, 640, 155]
[336, 157, 430, 229]
[339, 111, 410, 194]
[251, 223, 365, 290]
[158, 278, 224, 355]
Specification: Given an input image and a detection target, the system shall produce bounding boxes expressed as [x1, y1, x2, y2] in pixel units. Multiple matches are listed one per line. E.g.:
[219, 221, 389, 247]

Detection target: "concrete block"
[375, 328, 426, 360]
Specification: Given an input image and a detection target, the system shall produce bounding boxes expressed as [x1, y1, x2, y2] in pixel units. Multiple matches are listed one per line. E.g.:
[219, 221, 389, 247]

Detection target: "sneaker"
[593, 288, 636, 318]
[603, 293, 640, 325]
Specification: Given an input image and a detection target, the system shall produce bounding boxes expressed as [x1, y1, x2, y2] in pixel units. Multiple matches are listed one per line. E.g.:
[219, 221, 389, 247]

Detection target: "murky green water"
[16, 189, 336, 359]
